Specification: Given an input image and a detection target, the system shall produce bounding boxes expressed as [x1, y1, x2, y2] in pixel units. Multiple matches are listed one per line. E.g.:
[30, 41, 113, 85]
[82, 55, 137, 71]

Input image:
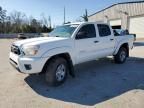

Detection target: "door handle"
[94, 41, 99, 43]
[110, 39, 114, 41]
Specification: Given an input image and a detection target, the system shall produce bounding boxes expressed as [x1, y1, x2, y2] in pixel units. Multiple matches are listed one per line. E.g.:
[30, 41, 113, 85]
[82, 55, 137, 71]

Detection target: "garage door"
[109, 19, 121, 29]
[129, 16, 144, 38]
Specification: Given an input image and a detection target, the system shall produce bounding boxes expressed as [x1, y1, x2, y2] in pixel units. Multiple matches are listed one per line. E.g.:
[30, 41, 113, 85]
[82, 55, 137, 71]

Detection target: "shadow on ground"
[25, 57, 144, 106]
[134, 41, 144, 47]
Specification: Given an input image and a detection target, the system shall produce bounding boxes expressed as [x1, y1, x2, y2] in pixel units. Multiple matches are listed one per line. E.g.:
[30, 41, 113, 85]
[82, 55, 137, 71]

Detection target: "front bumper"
[9, 52, 48, 74]
[10, 58, 21, 72]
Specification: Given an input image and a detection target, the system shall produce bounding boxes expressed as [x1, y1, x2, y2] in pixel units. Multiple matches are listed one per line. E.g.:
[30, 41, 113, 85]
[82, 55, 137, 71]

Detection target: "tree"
[41, 13, 48, 27]
[81, 9, 88, 22]
[0, 6, 6, 23]
[10, 11, 26, 33]
[30, 18, 43, 33]
[10, 11, 25, 24]
[0, 6, 7, 33]
[0, 6, 53, 33]
[41, 25, 48, 32]
[4, 16, 12, 33]
[48, 16, 52, 29]
[41, 14, 52, 30]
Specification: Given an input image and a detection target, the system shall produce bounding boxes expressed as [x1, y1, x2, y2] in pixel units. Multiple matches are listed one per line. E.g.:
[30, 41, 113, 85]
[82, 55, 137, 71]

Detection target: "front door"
[75, 24, 99, 64]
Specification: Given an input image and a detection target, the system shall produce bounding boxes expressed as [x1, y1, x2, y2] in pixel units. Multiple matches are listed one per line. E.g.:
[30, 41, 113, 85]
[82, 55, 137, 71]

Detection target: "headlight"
[22, 45, 40, 56]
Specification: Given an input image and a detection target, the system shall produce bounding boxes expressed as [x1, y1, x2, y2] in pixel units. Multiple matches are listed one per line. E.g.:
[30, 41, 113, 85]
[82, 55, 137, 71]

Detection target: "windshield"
[49, 25, 79, 38]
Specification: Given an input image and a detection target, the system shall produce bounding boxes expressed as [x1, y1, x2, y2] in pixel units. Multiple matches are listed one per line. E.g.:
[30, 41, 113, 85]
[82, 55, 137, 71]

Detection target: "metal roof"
[88, 0, 144, 17]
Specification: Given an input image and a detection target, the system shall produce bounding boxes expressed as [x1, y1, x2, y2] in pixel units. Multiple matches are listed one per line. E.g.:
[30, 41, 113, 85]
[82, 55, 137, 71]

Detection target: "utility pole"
[64, 6, 66, 24]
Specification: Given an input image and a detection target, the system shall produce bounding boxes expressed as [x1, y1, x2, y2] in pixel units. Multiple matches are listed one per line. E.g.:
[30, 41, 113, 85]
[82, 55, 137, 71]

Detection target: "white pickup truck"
[9, 22, 134, 86]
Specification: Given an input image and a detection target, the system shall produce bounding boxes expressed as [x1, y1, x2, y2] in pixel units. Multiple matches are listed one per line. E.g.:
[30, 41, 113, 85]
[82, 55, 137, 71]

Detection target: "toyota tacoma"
[9, 22, 134, 86]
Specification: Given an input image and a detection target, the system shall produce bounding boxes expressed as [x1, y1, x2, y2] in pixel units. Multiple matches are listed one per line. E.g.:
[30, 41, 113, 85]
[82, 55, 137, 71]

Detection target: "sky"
[0, 0, 142, 26]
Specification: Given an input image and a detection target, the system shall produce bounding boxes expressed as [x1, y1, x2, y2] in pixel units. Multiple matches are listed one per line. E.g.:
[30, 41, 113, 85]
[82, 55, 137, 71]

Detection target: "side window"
[97, 24, 111, 37]
[76, 24, 96, 39]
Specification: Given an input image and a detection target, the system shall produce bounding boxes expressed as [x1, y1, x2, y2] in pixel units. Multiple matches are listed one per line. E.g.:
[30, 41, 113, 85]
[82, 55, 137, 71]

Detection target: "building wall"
[88, 2, 144, 29]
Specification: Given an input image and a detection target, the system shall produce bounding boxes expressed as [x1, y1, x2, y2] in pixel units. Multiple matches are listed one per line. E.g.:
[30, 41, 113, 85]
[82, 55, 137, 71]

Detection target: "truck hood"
[13, 37, 73, 57]
[13, 37, 68, 47]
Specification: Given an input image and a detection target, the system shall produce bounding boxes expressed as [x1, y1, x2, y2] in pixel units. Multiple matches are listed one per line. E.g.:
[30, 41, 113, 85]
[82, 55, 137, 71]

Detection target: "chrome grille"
[11, 45, 21, 55]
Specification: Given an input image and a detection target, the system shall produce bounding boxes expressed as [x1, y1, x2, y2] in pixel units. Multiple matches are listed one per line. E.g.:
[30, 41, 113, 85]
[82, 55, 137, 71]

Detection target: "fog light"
[24, 64, 32, 70]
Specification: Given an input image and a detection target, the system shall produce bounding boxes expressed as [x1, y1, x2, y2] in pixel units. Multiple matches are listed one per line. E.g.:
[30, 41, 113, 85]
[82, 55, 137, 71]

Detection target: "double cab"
[9, 22, 134, 86]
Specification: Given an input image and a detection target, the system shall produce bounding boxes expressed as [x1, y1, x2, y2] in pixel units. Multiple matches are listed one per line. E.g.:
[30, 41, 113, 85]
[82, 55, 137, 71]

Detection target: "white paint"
[109, 19, 122, 26]
[129, 16, 144, 38]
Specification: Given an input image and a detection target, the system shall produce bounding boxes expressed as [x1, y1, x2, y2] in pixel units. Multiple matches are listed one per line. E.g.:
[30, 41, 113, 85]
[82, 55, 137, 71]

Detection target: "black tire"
[114, 47, 128, 64]
[45, 57, 68, 86]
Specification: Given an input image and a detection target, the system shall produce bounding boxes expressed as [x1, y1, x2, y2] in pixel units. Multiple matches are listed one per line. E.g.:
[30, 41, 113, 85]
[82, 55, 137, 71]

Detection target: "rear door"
[96, 24, 115, 57]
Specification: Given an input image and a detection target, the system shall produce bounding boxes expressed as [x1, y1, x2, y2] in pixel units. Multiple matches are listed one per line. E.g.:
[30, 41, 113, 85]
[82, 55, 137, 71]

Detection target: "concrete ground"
[0, 39, 144, 108]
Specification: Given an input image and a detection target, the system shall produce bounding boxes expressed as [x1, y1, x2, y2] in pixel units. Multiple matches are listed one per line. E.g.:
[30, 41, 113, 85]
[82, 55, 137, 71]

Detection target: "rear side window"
[97, 24, 111, 37]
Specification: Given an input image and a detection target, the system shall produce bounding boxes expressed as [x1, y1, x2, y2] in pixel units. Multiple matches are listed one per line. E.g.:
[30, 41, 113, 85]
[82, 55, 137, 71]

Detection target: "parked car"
[9, 22, 134, 86]
[18, 33, 43, 39]
[17, 33, 27, 39]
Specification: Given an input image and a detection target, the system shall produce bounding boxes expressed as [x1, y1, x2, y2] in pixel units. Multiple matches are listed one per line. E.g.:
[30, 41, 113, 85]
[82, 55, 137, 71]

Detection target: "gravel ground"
[0, 39, 144, 108]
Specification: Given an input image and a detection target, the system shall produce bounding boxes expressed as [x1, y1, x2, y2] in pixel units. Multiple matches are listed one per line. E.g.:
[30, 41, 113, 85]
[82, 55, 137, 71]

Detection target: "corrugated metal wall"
[88, 2, 144, 29]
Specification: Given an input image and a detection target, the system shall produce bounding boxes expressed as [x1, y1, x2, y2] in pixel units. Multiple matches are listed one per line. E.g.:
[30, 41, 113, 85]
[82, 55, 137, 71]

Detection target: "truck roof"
[65, 21, 108, 25]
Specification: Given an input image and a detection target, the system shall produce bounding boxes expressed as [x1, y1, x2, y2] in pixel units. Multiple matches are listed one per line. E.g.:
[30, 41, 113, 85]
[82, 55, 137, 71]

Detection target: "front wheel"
[45, 57, 68, 86]
[114, 47, 128, 64]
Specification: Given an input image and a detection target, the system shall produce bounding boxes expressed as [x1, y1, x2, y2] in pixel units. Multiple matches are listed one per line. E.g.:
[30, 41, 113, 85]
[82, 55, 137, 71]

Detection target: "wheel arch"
[41, 53, 75, 76]
[114, 43, 129, 57]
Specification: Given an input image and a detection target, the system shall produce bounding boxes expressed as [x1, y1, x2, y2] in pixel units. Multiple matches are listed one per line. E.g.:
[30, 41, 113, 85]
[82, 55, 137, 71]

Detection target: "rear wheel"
[114, 47, 128, 64]
[45, 57, 68, 86]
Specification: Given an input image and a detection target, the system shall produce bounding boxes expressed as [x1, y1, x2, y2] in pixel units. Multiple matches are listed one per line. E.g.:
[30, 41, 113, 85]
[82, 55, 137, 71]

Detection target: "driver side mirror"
[76, 31, 87, 39]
